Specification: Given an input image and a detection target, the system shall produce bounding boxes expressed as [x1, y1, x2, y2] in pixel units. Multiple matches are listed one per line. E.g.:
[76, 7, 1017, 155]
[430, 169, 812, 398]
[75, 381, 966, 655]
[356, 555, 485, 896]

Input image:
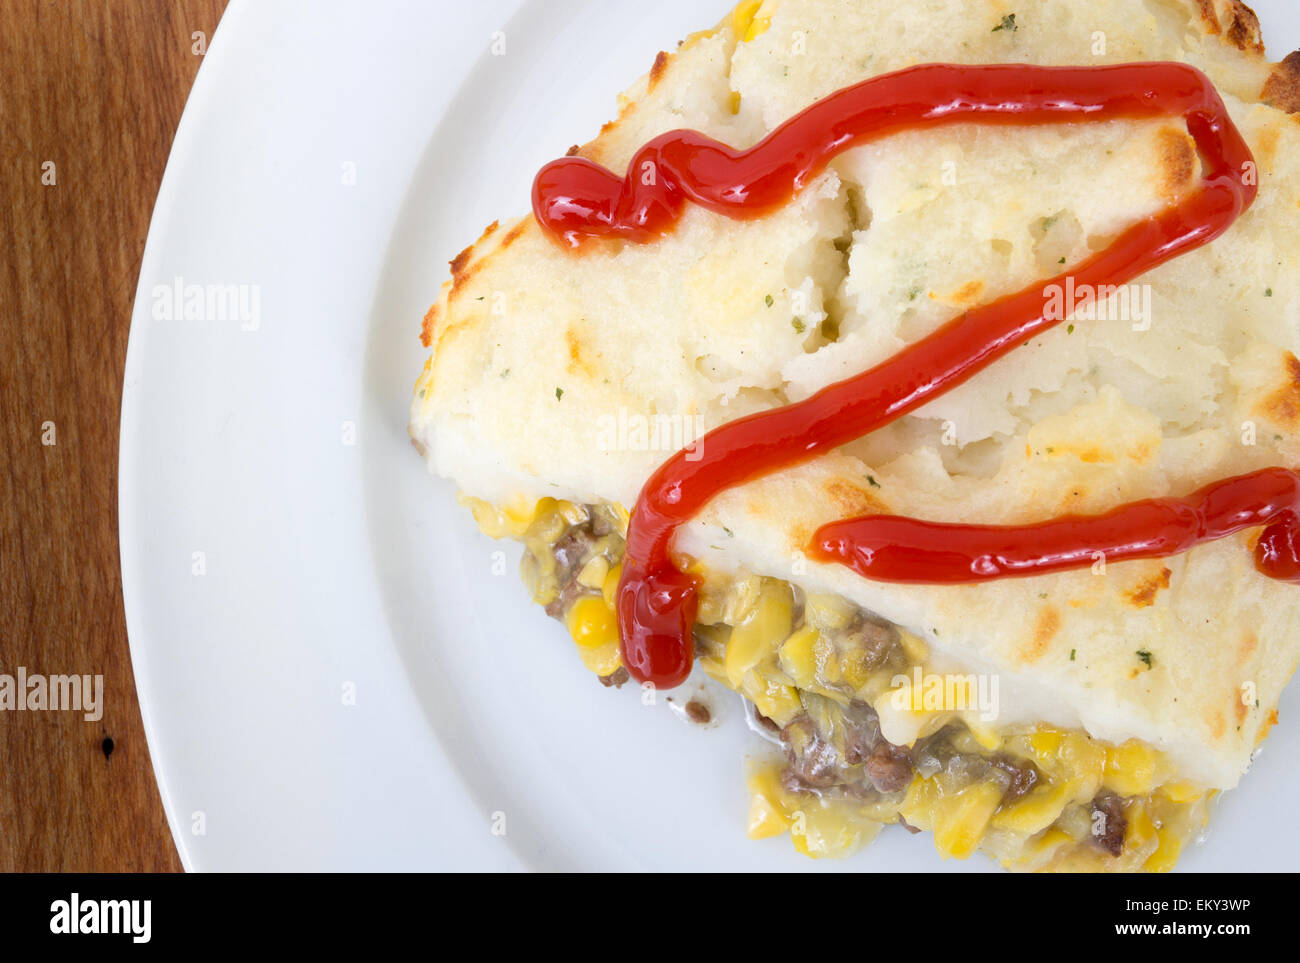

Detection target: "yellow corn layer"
[468, 489, 1216, 871]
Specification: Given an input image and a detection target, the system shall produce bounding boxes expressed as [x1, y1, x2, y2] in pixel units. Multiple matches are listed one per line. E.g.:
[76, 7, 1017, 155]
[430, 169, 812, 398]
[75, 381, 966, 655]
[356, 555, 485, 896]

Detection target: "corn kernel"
[504, 497, 547, 534]
[1160, 781, 1203, 804]
[725, 582, 792, 687]
[576, 555, 609, 591]
[743, 672, 802, 727]
[698, 654, 728, 685]
[1032, 827, 1074, 855]
[1029, 726, 1105, 796]
[458, 494, 518, 539]
[778, 625, 819, 688]
[839, 651, 875, 692]
[815, 634, 843, 687]
[524, 497, 572, 542]
[601, 562, 622, 606]
[790, 826, 811, 857]
[791, 804, 881, 859]
[577, 641, 622, 677]
[805, 593, 856, 632]
[745, 766, 792, 840]
[747, 795, 789, 839]
[1124, 802, 1156, 855]
[1011, 826, 1075, 871]
[931, 781, 1005, 860]
[1143, 825, 1183, 873]
[899, 775, 939, 832]
[694, 581, 726, 625]
[566, 596, 618, 650]
[721, 575, 764, 625]
[1029, 726, 1064, 758]
[1104, 740, 1159, 797]
[991, 781, 1071, 835]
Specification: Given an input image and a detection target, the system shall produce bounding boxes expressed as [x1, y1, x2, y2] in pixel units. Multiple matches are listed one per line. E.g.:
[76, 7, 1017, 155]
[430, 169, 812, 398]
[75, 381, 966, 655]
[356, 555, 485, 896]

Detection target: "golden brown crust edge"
[1264, 50, 1300, 114]
[1197, 0, 1264, 54]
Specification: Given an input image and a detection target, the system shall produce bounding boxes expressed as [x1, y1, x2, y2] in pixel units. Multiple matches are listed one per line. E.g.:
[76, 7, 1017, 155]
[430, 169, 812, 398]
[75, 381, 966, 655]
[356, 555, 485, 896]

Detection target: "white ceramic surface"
[121, 0, 1300, 870]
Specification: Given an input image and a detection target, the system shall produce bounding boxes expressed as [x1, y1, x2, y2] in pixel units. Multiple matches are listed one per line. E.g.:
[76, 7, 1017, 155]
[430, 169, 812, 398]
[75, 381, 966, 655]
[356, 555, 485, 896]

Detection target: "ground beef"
[842, 701, 913, 791]
[991, 755, 1040, 803]
[589, 510, 615, 538]
[546, 582, 590, 620]
[862, 741, 913, 793]
[840, 618, 898, 671]
[599, 666, 630, 688]
[841, 700, 883, 765]
[754, 713, 782, 735]
[781, 702, 912, 795]
[780, 717, 849, 791]
[1089, 793, 1128, 857]
[541, 524, 603, 618]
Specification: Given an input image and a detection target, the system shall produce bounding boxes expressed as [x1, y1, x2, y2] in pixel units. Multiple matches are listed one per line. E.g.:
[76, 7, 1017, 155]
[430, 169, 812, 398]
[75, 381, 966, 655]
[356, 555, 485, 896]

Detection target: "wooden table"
[1, 0, 228, 872]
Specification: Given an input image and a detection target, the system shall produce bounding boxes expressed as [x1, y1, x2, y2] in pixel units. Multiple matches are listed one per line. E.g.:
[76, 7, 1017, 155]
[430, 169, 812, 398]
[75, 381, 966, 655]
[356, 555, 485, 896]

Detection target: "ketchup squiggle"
[530, 63, 1290, 688]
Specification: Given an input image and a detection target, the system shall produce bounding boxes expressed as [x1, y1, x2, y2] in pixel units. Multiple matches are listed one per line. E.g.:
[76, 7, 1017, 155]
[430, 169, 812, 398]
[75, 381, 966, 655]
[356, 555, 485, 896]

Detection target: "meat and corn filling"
[464, 495, 1215, 871]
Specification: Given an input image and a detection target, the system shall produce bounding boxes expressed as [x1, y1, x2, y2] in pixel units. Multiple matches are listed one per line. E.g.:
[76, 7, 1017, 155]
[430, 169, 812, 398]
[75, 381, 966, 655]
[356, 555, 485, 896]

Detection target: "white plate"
[121, 0, 1300, 870]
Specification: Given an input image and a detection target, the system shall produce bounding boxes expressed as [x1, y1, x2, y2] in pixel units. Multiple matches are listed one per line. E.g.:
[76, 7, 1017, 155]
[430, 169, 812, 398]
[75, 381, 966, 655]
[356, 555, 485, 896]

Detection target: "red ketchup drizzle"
[530, 63, 1295, 688]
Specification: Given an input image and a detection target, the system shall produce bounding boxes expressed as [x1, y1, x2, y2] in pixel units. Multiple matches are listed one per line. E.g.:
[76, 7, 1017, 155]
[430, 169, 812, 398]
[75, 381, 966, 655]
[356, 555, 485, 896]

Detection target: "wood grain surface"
[1, 0, 228, 872]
